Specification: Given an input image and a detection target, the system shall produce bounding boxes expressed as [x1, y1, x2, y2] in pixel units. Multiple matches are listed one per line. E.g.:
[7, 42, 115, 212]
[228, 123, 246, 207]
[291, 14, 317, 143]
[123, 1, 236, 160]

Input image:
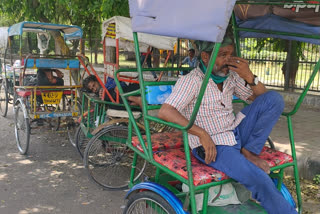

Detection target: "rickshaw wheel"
[67, 122, 78, 147]
[15, 102, 30, 155]
[66, 100, 82, 147]
[267, 136, 275, 149]
[124, 191, 175, 214]
[75, 126, 90, 158]
[0, 80, 9, 117]
[83, 125, 146, 190]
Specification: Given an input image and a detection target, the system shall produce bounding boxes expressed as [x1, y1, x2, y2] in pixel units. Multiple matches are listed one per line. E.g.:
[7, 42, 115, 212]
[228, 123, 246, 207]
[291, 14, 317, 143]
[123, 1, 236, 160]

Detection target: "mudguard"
[126, 182, 188, 214]
[272, 178, 296, 208]
[15, 98, 28, 119]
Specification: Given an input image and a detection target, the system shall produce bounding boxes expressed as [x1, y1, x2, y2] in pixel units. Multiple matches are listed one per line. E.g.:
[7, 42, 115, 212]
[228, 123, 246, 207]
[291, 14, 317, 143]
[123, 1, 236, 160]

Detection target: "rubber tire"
[124, 191, 176, 214]
[67, 125, 78, 147]
[75, 125, 90, 158]
[0, 80, 9, 117]
[83, 125, 146, 190]
[267, 136, 275, 149]
[67, 99, 82, 147]
[15, 102, 30, 155]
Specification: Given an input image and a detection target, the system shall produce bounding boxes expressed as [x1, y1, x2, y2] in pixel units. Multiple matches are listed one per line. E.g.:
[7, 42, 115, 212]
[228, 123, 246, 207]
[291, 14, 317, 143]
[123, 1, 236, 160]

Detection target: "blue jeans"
[192, 91, 297, 214]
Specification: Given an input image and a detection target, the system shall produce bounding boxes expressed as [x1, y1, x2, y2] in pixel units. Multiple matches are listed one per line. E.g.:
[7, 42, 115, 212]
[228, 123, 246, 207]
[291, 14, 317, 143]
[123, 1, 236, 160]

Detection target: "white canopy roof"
[101, 16, 176, 51]
[129, 0, 236, 42]
[8, 21, 83, 41]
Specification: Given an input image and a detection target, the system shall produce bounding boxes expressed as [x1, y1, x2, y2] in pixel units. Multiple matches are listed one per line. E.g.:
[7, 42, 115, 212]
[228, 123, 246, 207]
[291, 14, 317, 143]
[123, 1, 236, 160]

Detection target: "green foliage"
[0, 0, 130, 51]
[255, 38, 306, 60]
[313, 174, 320, 185]
[101, 0, 129, 19]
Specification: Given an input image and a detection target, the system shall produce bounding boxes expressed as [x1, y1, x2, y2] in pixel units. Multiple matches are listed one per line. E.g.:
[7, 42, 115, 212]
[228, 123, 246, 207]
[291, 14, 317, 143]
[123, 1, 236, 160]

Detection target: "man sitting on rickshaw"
[37, 68, 64, 86]
[83, 75, 141, 107]
[158, 36, 297, 214]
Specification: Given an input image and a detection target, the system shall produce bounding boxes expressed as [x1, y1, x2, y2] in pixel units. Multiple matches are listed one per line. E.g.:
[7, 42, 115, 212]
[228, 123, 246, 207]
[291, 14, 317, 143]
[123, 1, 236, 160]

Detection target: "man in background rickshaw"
[140, 46, 158, 80]
[179, 48, 198, 75]
[158, 36, 297, 214]
[37, 68, 64, 86]
[82, 75, 141, 107]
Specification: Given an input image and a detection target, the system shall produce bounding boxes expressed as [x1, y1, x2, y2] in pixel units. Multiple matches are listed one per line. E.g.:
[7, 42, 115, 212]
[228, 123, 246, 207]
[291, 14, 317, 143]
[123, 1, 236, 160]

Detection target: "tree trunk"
[94, 39, 99, 64]
[38, 16, 70, 56]
[106, 46, 116, 63]
[70, 40, 79, 56]
[153, 48, 160, 68]
[282, 40, 299, 91]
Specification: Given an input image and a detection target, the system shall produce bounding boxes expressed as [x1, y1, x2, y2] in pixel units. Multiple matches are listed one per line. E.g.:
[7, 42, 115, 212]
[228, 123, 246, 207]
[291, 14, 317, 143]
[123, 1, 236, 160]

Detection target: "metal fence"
[175, 38, 320, 93]
[240, 38, 320, 93]
[83, 37, 320, 93]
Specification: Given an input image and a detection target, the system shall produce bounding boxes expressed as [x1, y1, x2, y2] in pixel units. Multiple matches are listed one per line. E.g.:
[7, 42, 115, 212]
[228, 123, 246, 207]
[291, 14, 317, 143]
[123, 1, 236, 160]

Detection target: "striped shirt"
[164, 67, 253, 149]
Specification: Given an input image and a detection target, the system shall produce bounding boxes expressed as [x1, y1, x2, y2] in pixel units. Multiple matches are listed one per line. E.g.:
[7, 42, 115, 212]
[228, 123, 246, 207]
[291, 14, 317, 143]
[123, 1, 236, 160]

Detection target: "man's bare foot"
[128, 96, 142, 108]
[241, 148, 270, 174]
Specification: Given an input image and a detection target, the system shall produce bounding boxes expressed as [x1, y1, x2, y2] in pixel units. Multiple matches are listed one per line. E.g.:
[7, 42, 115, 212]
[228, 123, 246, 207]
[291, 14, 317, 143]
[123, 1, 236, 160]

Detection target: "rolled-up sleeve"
[232, 72, 253, 101]
[164, 75, 198, 112]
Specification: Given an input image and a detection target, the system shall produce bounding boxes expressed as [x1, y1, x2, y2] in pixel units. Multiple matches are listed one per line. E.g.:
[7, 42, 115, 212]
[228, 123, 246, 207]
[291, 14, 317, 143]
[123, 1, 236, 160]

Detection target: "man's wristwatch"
[246, 75, 259, 86]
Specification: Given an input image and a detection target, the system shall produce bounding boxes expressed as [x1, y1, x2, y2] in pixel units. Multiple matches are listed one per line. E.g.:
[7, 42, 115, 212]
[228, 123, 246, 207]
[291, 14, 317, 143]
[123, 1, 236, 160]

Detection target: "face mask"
[199, 59, 229, 84]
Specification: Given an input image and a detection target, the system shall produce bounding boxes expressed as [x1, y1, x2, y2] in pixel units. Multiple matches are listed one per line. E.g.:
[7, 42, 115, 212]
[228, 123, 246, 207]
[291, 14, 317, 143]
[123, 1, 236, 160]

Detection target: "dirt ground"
[0, 104, 319, 214]
[0, 106, 127, 214]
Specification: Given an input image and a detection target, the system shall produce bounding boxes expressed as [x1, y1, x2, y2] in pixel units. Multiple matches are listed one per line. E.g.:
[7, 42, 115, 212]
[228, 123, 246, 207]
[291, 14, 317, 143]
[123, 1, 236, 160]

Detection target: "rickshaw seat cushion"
[16, 89, 75, 97]
[154, 148, 229, 186]
[153, 146, 293, 186]
[107, 109, 141, 119]
[259, 146, 293, 167]
[131, 131, 183, 152]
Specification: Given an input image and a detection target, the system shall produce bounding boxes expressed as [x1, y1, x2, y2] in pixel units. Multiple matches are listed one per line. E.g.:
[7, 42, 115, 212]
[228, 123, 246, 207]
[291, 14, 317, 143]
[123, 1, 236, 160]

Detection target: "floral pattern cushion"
[153, 146, 293, 186]
[153, 148, 229, 186]
[259, 146, 293, 167]
[132, 132, 183, 152]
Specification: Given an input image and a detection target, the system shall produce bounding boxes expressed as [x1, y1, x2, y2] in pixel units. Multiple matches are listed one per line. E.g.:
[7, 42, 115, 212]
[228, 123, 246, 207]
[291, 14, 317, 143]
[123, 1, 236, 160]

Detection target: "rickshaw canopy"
[234, 3, 320, 44]
[8, 21, 83, 41]
[102, 16, 176, 51]
[129, 0, 237, 42]
[129, 0, 320, 45]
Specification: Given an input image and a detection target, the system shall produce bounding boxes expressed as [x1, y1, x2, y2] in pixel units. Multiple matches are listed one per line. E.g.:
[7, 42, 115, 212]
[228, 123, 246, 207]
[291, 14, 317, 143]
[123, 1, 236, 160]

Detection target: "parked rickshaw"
[0, 27, 10, 117]
[73, 16, 183, 190]
[111, 0, 320, 213]
[3, 21, 83, 155]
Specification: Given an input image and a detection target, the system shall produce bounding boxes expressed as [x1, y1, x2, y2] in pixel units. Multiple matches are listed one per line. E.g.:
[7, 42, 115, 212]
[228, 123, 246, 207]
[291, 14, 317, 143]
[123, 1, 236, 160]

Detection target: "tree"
[255, 38, 306, 91]
[0, 0, 129, 59]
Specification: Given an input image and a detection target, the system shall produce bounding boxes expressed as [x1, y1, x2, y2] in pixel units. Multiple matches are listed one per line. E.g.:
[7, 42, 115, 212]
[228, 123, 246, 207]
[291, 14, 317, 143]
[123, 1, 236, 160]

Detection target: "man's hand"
[227, 57, 254, 83]
[199, 133, 217, 164]
[55, 70, 64, 78]
[227, 56, 267, 99]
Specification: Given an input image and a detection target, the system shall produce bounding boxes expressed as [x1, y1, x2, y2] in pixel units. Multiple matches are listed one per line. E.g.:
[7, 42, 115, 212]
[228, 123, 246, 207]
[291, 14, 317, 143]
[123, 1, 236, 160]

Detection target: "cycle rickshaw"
[3, 21, 83, 155]
[73, 16, 181, 190]
[111, 0, 320, 213]
[0, 26, 10, 117]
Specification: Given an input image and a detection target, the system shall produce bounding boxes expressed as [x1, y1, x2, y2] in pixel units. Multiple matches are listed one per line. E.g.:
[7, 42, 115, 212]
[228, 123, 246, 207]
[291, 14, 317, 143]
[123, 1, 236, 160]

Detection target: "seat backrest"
[145, 85, 173, 105]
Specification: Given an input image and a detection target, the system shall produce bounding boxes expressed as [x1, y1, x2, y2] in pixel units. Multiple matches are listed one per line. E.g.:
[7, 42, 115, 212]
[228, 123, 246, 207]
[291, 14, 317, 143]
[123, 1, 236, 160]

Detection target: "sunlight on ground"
[50, 170, 63, 177]
[47, 159, 84, 169]
[7, 153, 24, 160]
[18, 205, 56, 214]
[70, 163, 84, 169]
[49, 160, 69, 166]
[0, 173, 8, 180]
[16, 159, 33, 165]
